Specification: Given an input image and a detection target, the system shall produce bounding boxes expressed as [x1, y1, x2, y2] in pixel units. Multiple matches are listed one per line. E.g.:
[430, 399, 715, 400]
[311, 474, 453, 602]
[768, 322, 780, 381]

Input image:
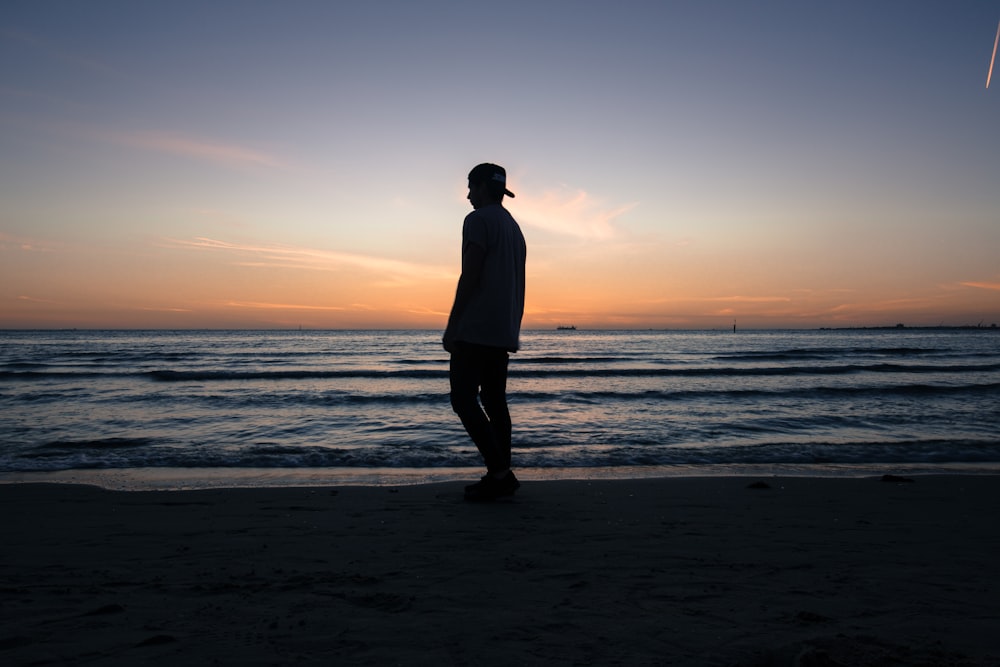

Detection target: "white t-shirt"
[453, 204, 526, 352]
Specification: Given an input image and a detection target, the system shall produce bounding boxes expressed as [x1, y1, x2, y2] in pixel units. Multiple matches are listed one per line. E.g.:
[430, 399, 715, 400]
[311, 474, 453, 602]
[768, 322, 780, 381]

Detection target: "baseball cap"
[468, 163, 515, 198]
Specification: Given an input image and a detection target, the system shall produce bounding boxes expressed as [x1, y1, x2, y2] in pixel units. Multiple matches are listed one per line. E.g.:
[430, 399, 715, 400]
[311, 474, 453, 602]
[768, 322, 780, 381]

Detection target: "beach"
[2, 476, 999, 666]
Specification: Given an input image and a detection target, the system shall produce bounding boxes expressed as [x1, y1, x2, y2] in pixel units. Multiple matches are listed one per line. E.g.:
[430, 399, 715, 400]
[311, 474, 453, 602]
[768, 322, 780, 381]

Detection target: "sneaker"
[464, 471, 520, 501]
[464, 475, 490, 495]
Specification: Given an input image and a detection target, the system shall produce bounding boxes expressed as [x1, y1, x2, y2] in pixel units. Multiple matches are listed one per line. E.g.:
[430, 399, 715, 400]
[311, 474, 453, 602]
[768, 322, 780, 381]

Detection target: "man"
[443, 163, 527, 501]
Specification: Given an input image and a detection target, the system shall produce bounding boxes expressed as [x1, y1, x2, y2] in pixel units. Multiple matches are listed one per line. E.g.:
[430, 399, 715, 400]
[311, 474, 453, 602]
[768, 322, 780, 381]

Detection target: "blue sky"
[2, 1, 999, 328]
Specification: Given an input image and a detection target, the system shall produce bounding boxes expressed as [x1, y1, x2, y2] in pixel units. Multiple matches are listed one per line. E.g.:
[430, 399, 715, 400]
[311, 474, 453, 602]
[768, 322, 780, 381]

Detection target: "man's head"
[468, 163, 514, 209]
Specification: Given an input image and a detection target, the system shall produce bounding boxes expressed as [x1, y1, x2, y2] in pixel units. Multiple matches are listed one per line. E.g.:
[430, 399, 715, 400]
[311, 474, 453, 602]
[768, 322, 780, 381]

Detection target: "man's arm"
[443, 242, 486, 352]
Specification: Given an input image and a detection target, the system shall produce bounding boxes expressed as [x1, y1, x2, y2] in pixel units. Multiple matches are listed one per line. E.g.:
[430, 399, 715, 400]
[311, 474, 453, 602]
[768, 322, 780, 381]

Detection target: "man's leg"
[449, 344, 503, 473]
[478, 348, 512, 471]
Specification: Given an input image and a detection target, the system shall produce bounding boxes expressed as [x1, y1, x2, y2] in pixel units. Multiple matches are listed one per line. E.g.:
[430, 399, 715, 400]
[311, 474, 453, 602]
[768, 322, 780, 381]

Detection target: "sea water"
[1, 329, 998, 488]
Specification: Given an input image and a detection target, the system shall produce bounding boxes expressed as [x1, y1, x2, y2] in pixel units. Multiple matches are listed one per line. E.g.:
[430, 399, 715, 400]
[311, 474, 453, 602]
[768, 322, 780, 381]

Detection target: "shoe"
[464, 471, 520, 501]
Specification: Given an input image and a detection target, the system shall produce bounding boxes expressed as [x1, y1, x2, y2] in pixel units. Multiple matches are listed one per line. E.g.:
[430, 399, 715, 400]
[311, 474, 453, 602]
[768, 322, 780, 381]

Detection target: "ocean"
[1, 328, 998, 488]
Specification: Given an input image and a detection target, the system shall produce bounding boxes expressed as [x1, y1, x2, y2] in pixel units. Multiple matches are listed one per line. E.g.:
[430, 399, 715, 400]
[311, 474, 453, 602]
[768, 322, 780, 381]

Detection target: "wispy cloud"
[961, 281, 1000, 291]
[635, 294, 794, 307]
[110, 132, 287, 169]
[135, 306, 194, 313]
[166, 237, 452, 284]
[703, 295, 793, 303]
[17, 295, 61, 304]
[223, 301, 347, 311]
[513, 187, 635, 240]
[0, 232, 58, 252]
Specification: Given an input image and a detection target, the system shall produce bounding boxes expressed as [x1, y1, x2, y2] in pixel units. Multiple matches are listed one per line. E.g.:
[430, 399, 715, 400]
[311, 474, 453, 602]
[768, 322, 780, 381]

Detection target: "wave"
[142, 362, 1000, 382]
[9, 437, 1000, 472]
[10, 381, 990, 410]
[31, 437, 158, 452]
[0, 371, 127, 380]
[147, 369, 446, 382]
[521, 382, 1000, 403]
[711, 347, 944, 361]
[196, 382, 1000, 408]
[520, 356, 633, 364]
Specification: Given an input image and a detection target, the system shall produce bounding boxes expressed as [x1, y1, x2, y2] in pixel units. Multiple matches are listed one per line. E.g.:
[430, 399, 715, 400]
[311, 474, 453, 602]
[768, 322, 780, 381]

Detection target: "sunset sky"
[2, 1, 999, 330]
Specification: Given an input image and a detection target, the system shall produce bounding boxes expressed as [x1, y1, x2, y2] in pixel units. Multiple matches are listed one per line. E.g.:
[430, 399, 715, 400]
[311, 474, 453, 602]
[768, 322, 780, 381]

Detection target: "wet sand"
[2, 475, 998, 665]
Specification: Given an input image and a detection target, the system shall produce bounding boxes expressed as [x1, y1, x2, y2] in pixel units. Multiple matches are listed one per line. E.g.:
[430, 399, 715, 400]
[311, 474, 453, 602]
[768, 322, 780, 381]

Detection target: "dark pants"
[449, 343, 512, 474]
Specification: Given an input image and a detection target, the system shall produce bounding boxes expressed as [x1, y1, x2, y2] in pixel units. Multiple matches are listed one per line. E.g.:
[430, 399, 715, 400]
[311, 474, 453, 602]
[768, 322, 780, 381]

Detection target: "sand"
[2, 475, 999, 666]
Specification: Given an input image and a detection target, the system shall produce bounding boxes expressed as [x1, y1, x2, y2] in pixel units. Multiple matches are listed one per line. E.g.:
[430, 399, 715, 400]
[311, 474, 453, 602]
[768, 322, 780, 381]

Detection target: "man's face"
[467, 181, 488, 209]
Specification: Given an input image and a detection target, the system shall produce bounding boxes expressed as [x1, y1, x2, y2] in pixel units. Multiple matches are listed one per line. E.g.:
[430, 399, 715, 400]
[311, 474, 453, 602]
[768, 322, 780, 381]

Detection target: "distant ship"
[556, 325, 577, 330]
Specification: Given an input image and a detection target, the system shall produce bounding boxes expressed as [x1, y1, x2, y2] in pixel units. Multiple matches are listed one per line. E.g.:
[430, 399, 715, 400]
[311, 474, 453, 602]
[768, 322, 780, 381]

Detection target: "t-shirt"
[453, 204, 526, 352]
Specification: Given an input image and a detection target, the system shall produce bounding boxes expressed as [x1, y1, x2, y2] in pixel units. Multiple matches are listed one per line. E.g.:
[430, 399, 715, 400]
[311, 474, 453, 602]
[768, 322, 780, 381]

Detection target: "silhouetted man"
[443, 163, 526, 500]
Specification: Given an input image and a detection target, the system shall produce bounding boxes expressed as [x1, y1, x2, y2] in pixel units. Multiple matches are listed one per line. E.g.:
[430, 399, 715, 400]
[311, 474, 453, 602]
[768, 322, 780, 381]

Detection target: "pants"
[449, 343, 512, 474]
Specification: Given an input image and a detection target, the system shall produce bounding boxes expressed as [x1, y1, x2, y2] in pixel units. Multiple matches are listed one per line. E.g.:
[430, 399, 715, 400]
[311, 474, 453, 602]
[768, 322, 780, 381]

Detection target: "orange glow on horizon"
[5, 266, 999, 330]
[4, 230, 999, 330]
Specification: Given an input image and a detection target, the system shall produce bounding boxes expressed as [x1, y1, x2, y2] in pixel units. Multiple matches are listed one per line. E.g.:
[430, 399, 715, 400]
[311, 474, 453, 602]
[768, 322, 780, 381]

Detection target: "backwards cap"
[468, 163, 515, 198]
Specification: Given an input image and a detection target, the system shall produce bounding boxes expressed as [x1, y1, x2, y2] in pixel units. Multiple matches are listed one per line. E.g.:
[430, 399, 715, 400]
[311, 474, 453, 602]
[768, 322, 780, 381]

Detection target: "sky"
[2, 0, 999, 330]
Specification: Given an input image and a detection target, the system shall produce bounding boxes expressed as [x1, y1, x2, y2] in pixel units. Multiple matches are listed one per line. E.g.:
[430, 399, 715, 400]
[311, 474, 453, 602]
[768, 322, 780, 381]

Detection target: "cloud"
[637, 294, 793, 306]
[703, 295, 793, 303]
[135, 306, 194, 313]
[0, 232, 58, 253]
[17, 295, 61, 304]
[513, 187, 635, 240]
[223, 301, 347, 312]
[166, 237, 452, 284]
[109, 131, 287, 169]
[961, 281, 1000, 292]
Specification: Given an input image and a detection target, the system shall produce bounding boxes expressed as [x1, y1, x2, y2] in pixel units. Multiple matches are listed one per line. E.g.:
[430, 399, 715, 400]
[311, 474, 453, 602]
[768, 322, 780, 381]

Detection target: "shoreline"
[3, 462, 1000, 491]
[4, 475, 999, 665]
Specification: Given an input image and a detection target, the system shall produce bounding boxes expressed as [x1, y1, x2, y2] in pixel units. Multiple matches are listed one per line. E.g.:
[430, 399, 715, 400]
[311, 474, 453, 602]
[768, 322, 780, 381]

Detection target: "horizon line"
[2, 324, 998, 333]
